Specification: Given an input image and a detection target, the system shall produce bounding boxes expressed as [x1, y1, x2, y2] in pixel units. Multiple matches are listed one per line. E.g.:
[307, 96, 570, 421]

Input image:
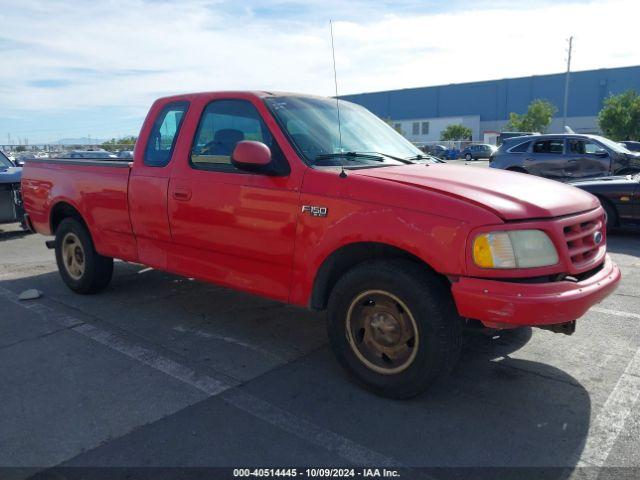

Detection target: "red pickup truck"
[22, 91, 621, 398]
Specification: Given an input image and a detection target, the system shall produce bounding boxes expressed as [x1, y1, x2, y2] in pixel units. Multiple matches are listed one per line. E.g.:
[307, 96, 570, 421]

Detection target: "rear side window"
[533, 140, 564, 154]
[144, 101, 189, 167]
[509, 141, 531, 153]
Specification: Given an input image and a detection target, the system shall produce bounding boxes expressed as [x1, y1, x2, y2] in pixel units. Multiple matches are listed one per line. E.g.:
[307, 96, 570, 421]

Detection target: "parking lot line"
[591, 306, 640, 321]
[0, 285, 402, 468]
[224, 390, 404, 467]
[578, 347, 640, 467]
[72, 322, 231, 396]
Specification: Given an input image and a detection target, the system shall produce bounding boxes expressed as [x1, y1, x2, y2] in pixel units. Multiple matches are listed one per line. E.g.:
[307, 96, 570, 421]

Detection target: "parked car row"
[60, 149, 133, 160]
[420, 143, 496, 160]
[489, 133, 640, 229]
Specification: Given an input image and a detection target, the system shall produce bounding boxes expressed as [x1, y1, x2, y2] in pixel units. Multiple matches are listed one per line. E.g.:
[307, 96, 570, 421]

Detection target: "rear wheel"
[327, 259, 462, 399]
[55, 217, 113, 294]
[465, 153, 472, 161]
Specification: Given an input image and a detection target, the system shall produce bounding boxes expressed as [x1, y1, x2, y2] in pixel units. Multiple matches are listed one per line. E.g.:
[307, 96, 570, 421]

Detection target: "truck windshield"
[265, 96, 428, 168]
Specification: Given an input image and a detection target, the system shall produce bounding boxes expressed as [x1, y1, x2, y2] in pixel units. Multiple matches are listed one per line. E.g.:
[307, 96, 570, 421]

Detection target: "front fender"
[288, 194, 469, 306]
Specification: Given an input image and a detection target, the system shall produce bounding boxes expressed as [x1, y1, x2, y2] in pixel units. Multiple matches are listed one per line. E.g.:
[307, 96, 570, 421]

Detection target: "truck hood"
[352, 163, 599, 221]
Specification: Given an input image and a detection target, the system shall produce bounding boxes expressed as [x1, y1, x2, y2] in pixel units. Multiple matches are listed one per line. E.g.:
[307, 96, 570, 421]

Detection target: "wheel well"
[50, 202, 85, 234]
[310, 242, 443, 311]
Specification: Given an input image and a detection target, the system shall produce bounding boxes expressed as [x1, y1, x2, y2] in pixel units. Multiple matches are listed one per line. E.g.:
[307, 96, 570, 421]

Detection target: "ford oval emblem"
[593, 231, 603, 245]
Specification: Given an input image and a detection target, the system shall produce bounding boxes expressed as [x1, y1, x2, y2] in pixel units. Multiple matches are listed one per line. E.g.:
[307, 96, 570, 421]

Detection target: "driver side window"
[569, 140, 603, 155]
[190, 99, 284, 172]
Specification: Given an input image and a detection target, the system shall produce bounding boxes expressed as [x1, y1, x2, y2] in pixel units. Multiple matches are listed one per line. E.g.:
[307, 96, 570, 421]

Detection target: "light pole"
[563, 36, 573, 130]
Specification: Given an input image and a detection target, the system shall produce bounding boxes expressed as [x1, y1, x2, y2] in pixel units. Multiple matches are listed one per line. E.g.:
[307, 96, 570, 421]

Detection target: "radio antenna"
[330, 20, 346, 178]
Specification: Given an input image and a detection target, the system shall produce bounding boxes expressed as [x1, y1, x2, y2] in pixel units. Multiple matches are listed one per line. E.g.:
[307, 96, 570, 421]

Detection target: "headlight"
[473, 230, 558, 269]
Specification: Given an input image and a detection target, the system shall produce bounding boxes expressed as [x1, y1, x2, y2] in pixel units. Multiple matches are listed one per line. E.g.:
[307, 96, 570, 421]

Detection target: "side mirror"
[231, 141, 274, 174]
[594, 149, 609, 157]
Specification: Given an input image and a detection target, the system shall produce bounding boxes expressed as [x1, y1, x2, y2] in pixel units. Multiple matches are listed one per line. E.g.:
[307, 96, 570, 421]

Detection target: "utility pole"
[563, 36, 573, 130]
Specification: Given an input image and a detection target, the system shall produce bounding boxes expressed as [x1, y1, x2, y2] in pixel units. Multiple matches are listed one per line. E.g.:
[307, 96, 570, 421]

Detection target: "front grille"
[563, 216, 603, 268]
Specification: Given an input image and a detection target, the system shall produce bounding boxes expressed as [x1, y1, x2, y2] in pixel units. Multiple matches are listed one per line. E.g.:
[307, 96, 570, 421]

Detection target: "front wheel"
[55, 217, 114, 294]
[465, 153, 472, 161]
[327, 260, 462, 399]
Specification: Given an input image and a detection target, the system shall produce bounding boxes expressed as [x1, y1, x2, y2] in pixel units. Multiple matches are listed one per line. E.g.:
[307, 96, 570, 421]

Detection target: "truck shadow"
[607, 229, 640, 256]
[1, 266, 590, 475]
[0, 224, 31, 242]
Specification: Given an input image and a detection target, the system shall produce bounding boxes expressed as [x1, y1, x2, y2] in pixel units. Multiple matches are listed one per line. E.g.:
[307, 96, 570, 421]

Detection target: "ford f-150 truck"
[21, 91, 621, 398]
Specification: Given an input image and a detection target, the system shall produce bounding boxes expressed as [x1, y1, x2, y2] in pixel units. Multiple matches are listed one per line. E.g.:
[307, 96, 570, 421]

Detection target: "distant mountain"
[48, 137, 109, 145]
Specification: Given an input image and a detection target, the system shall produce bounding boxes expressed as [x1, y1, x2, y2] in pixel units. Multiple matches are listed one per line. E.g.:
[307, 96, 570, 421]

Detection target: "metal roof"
[340, 65, 640, 121]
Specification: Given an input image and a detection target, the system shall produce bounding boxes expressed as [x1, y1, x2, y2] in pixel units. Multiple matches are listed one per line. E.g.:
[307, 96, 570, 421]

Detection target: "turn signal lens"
[472, 230, 558, 269]
[472, 234, 494, 268]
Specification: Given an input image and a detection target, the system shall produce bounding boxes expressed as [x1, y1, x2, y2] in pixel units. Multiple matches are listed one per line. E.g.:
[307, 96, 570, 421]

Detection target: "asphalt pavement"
[0, 221, 639, 480]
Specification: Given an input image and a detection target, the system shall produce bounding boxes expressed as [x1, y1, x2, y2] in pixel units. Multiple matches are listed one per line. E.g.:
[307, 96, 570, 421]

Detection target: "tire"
[600, 198, 618, 231]
[465, 153, 472, 161]
[326, 259, 462, 399]
[55, 217, 113, 294]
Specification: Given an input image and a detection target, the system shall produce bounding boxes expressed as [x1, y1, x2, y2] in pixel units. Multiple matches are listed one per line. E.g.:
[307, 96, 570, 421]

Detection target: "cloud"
[28, 79, 73, 88]
[1, 0, 639, 141]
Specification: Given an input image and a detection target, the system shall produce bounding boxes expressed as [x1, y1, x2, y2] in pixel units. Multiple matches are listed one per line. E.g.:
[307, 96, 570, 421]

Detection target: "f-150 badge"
[301, 205, 328, 217]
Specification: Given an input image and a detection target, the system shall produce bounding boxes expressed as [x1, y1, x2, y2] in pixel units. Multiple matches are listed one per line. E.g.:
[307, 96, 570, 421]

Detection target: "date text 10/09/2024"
[233, 468, 401, 477]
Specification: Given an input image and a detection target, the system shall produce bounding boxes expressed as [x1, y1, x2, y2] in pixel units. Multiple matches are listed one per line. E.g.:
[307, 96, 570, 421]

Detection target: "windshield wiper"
[314, 152, 386, 163]
[404, 154, 431, 161]
[348, 151, 418, 164]
[404, 153, 442, 164]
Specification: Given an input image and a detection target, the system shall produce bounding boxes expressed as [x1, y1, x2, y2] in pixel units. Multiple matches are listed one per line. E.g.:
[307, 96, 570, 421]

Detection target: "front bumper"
[451, 254, 620, 328]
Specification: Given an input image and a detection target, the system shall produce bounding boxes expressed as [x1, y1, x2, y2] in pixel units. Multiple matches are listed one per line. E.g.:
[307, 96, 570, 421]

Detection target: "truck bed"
[21, 158, 137, 261]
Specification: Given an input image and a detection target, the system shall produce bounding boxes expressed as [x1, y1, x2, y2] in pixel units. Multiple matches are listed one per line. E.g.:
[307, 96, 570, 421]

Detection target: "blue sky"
[1, 0, 639, 143]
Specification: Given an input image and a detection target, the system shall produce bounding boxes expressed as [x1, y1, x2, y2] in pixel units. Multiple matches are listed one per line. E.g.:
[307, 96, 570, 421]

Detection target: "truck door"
[129, 101, 189, 269]
[167, 97, 300, 302]
[566, 138, 610, 178]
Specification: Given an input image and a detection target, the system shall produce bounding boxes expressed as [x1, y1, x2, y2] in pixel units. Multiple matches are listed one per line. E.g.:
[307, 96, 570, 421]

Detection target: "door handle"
[173, 187, 192, 201]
